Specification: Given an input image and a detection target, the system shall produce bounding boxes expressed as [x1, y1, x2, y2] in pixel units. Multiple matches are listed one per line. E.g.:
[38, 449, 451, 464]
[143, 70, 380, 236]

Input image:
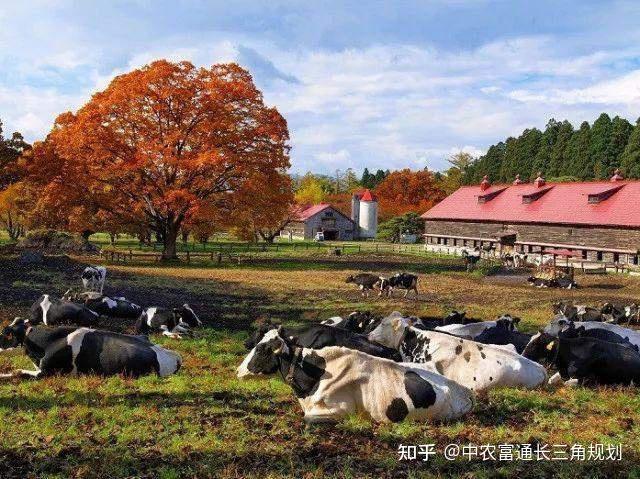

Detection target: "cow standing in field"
[244, 319, 401, 361]
[461, 248, 482, 271]
[81, 266, 107, 294]
[30, 294, 99, 327]
[368, 313, 547, 392]
[0, 319, 181, 379]
[345, 273, 384, 297]
[237, 329, 473, 424]
[135, 304, 202, 339]
[379, 273, 419, 298]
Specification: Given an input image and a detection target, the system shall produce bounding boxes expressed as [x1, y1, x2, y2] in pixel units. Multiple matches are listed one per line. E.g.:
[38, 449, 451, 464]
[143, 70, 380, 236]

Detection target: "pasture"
[1, 252, 639, 478]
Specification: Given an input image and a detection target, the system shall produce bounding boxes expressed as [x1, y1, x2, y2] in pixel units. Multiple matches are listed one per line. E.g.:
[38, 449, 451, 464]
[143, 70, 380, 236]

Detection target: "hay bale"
[17, 229, 100, 254]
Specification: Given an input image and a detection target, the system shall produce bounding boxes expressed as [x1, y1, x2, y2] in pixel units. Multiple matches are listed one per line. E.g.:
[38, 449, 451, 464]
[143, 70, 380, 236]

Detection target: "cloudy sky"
[2, 1, 640, 173]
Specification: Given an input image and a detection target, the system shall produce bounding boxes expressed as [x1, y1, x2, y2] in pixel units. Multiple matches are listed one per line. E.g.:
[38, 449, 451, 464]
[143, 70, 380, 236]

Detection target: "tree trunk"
[81, 230, 93, 241]
[162, 224, 179, 260]
[109, 233, 116, 245]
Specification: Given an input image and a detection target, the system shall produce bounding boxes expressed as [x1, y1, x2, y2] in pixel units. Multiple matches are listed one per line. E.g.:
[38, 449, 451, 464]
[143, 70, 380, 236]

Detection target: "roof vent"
[588, 184, 624, 204]
[480, 175, 491, 191]
[611, 168, 624, 182]
[533, 172, 546, 188]
[513, 174, 525, 185]
[522, 186, 553, 204]
[477, 187, 506, 204]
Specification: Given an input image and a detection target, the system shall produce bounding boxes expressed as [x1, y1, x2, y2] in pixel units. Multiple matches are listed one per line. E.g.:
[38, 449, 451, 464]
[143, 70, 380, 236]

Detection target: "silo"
[358, 189, 378, 239]
[351, 193, 361, 228]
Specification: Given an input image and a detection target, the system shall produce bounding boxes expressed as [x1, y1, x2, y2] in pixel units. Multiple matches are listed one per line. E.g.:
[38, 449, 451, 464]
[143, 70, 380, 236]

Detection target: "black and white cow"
[0, 320, 181, 379]
[237, 329, 473, 424]
[81, 266, 107, 294]
[63, 290, 143, 319]
[243, 319, 401, 361]
[320, 311, 379, 334]
[539, 315, 640, 350]
[30, 294, 99, 326]
[379, 273, 419, 298]
[368, 313, 547, 392]
[0, 318, 28, 351]
[135, 304, 202, 339]
[345, 273, 384, 297]
[461, 248, 482, 271]
[522, 326, 640, 386]
[474, 319, 533, 354]
[435, 314, 520, 339]
[553, 302, 603, 322]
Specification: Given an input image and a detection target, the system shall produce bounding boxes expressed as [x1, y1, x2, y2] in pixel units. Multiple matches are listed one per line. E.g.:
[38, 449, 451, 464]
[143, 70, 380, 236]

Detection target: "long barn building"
[421, 171, 640, 265]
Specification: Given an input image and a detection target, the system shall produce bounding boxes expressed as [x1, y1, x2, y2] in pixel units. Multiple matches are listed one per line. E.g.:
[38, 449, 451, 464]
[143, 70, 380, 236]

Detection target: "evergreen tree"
[565, 121, 591, 178]
[499, 137, 518, 182]
[532, 119, 560, 177]
[548, 120, 574, 178]
[589, 113, 612, 179]
[360, 168, 373, 189]
[514, 128, 542, 180]
[606, 116, 633, 174]
[620, 118, 640, 178]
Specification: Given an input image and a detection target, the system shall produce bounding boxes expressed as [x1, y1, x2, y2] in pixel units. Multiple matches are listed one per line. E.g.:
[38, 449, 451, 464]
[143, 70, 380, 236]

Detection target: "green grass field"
[0, 253, 639, 478]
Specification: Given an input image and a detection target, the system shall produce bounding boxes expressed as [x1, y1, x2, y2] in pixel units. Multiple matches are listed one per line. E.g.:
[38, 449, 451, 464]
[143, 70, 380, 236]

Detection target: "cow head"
[367, 312, 414, 349]
[496, 314, 520, 331]
[237, 327, 291, 378]
[521, 330, 557, 362]
[543, 315, 572, 337]
[345, 275, 355, 284]
[244, 318, 279, 350]
[347, 311, 377, 332]
[0, 318, 28, 350]
[443, 310, 466, 325]
[176, 304, 201, 327]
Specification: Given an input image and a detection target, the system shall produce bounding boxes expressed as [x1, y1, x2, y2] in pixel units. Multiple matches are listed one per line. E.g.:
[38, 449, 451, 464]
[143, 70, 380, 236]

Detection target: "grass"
[1, 253, 640, 477]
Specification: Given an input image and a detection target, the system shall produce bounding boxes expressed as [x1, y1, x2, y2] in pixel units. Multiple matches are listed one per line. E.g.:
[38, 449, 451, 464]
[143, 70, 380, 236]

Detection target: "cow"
[236, 329, 474, 424]
[539, 315, 640, 350]
[461, 248, 482, 271]
[345, 273, 384, 297]
[0, 319, 181, 379]
[81, 266, 107, 294]
[513, 252, 528, 268]
[379, 273, 419, 298]
[63, 290, 143, 319]
[434, 314, 519, 339]
[243, 319, 401, 362]
[30, 294, 99, 327]
[599, 302, 640, 324]
[135, 304, 202, 339]
[522, 326, 640, 387]
[553, 302, 603, 322]
[0, 318, 28, 351]
[367, 313, 547, 392]
[320, 311, 378, 334]
[474, 319, 533, 354]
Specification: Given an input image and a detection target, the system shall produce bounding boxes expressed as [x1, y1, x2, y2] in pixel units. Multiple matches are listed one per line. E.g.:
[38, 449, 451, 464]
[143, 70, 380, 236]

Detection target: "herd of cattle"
[2, 265, 640, 427]
[237, 304, 640, 424]
[0, 266, 201, 379]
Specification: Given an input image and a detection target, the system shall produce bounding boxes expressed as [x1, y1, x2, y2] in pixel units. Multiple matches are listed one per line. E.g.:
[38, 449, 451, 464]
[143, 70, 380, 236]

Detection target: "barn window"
[596, 251, 603, 261]
[633, 255, 639, 265]
[614, 253, 620, 263]
[582, 250, 587, 260]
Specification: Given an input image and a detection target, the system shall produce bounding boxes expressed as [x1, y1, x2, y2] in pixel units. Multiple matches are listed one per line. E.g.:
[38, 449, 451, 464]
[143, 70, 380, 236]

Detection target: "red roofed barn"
[280, 203, 356, 240]
[421, 171, 640, 265]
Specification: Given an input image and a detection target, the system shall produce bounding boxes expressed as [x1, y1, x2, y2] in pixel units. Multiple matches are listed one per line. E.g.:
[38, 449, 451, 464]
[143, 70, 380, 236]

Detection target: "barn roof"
[421, 178, 640, 228]
[292, 203, 354, 223]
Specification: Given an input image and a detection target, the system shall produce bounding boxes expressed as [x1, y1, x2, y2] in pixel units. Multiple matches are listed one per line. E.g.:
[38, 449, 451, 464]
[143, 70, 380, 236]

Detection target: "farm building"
[280, 203, 357, 241]
[421, 171, 640, 265]
[280, 189, 379, 241]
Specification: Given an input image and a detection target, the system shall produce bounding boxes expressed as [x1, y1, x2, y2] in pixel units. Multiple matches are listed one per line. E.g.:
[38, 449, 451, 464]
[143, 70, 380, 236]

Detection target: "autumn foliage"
[374, 169, 446, 220]
[28, 60, 291, 257]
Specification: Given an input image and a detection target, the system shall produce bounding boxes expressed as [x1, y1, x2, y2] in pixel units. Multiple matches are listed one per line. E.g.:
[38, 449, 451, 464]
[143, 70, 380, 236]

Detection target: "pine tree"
[565, 121, 591, 179]
[620, 118, 640, 178]
[606, 116, 633, 174]
[499, 137, 518, 182]
[532, 119, 560, 177]
[548, 120, 574, 178]
[589, 113, 612, 179]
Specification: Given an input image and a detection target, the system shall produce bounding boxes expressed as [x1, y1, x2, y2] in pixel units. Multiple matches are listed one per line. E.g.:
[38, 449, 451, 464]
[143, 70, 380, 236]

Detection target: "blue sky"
[2, 1, 640, 173]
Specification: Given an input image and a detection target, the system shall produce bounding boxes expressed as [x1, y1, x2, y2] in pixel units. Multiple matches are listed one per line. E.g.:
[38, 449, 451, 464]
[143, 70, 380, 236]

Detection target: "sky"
[2, 1, 640, 174]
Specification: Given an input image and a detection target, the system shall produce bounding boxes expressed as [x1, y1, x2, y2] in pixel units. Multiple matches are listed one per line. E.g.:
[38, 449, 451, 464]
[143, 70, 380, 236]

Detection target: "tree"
[548, 120, 574, 178]
[0, 181, 30, 240]
[294, 173, 326, 204]
[32, 60, 290, 259]
[374, 168, 446, 220]
[589, 113, 612, 179]
[607, 116, 633, 173]
[0, 120, 31, 190]
[439, 151, 474, 194]
[620, 118, 640, 178]
[565, 121, 591, 178]
[377, 212, 424, 243]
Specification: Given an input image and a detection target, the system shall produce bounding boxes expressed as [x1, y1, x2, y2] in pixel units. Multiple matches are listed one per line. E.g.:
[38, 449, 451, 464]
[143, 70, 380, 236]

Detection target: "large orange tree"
[36, 60, 290, 258]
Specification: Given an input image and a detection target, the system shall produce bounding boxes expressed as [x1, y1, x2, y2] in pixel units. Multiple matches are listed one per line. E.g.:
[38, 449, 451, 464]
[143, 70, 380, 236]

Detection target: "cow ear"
[546, 340, 555, 351]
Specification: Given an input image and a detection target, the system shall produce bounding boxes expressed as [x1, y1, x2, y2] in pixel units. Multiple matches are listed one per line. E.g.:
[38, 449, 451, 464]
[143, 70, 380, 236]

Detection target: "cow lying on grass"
[434, 314, 520, 339]
[0, 319, 181, 379]
[368, 313, 547, 392]
[345, 273, 383, 297]
[244, 319, 401, 361]
[320, 311, 378, 333]
[237, 328, 473, 424]
[522, 324, 640, 386]
[135, 304, 202, 339]
[474, 318, 532, 354]
[538, 315, 640, 350]
[30, 294, 99, 327]
[63, 290, 143, 319]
